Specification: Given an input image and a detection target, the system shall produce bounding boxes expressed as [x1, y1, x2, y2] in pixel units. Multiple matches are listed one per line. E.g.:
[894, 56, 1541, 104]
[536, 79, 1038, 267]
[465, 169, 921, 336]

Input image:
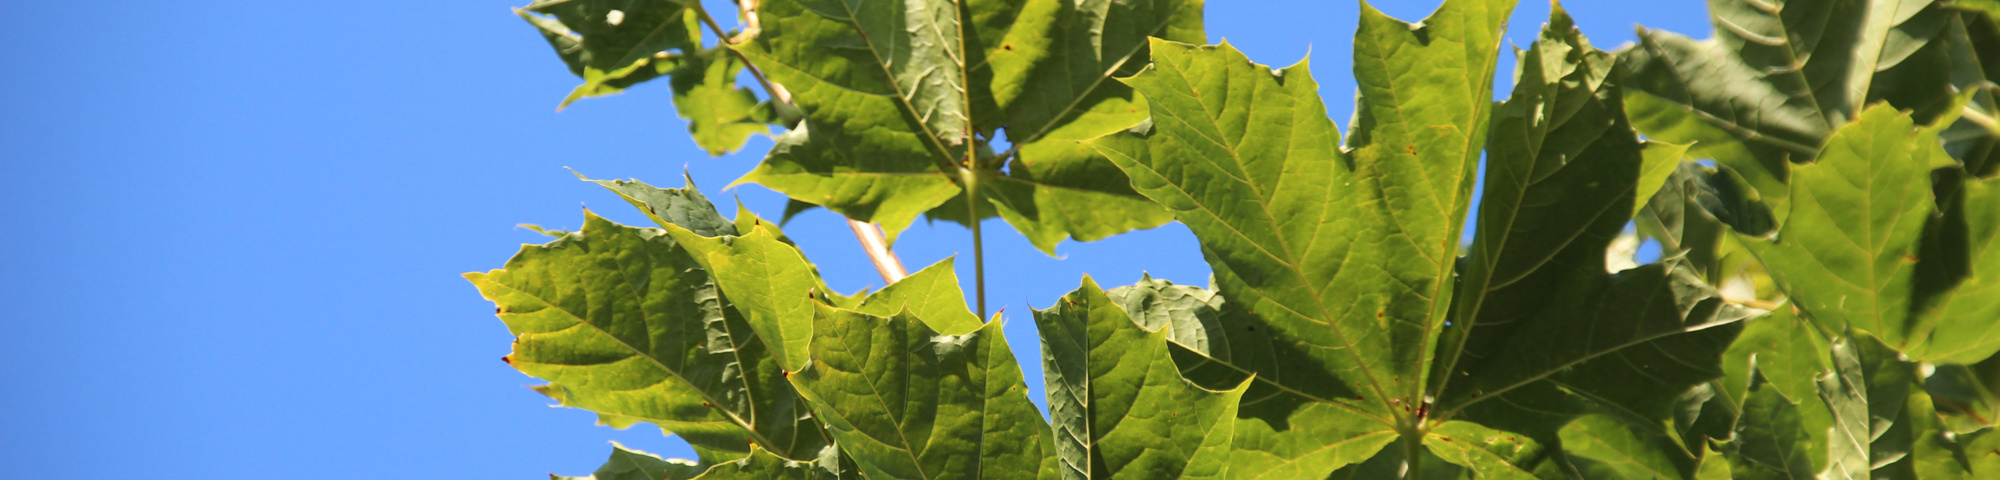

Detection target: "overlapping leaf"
[662, 219, 822, 372]
[554, 442, 707, 480]
[578, 172, 738, 236]
[1091, 34, 1402, 477]
[671, 47, 776, 155]
[516, 0, 700, 105]
[680, 445, 862, 480]
[1619, 0, 1994, 219]
[485, 2, 2000, 480]
[1108, 276, 1398, 480]
[1634, 161, 1778, 288]
[732, 0, 1198, 249]
[785, 306, 1052, 480]
[1436, 8, 1753, 443]
[1092, 0, 1518, 475]
[1742, 104, 2000, 363]
[1094, 6, 1769, 477]
[845, 258, 983, 334]
[1927, 353, 2000, 433]
[1106, 274, 1226, 357]
[1907, 169, 2000, 363]
[1420, 421, 1550, 480]
[1560, 414, 1703, 480]
[1708, 333, 1930, 480]
[517, 0, 776, 155]
[1035, 278, 1248, 480]
[467, 209, 825, 460]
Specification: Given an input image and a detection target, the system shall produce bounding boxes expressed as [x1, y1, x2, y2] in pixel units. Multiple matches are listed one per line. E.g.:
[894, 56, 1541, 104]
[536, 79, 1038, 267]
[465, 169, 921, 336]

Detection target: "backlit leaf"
[467, 211, 823, 459]
[672, 47, 773, 156]
[733, 0, 1199, 250]
[553, 442, 706, 480]
[664, 219, 821, 372]
[788, 305, 1053, 480]
[1036, 278, 1248, 480]
[1094, 0, 1518, 474]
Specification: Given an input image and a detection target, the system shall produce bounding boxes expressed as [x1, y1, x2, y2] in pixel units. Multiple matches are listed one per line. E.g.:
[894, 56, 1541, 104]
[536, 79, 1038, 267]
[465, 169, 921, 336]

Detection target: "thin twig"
[847, 221, 909, 283]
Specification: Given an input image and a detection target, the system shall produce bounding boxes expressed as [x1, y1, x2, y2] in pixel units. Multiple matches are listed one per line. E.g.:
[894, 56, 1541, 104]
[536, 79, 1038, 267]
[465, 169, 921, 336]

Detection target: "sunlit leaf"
[468, 211, 824, 460]
[788, 305, 1053, 480]
[553, 442, 706, 480]
[1036, 278, 1249, 480]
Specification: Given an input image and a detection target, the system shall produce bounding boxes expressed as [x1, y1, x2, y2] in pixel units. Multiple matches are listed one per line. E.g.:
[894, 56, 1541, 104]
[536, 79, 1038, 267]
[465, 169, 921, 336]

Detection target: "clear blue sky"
[0, 1, 1708, 477]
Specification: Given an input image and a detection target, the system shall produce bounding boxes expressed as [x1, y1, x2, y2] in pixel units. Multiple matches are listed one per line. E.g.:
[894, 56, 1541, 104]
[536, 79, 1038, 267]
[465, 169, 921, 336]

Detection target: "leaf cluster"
[477, 0, 2000, 479]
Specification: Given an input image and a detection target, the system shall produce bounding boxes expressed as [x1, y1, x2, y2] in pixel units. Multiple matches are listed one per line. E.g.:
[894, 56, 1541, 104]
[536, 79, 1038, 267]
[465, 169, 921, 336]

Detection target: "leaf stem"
[961, 167, 988, 318]
[695, 3, 789, 104]
[1401, 428, 1424, 480]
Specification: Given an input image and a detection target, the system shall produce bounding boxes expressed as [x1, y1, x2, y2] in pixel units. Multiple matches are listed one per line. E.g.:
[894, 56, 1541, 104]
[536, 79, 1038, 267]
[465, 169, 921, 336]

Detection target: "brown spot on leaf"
[1406, 145, 1416, 155]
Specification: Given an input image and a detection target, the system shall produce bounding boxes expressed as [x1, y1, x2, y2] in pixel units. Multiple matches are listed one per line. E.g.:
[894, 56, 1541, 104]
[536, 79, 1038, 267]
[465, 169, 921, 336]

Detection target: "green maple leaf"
[466, 208, 827, 461]
[1035, 278, 1248, 480]
[698, 447, 865, 479]
[785, 305, 1054, 480]
[1436, 6, 1757, 445]
[516, 1, 777, 155]
[731, 0, 1197, 250]
[1095, 0, 1519, 473]
[1743, 103, 2000, 363]
[552, 442, 708, 480]
[1095, 4, 1758, 477]
[671, 47, 776, 155]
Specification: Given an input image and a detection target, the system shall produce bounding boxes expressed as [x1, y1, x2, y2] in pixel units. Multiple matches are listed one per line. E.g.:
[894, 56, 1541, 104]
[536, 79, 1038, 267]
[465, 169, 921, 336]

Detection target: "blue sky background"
[0, 1, 1708, 477]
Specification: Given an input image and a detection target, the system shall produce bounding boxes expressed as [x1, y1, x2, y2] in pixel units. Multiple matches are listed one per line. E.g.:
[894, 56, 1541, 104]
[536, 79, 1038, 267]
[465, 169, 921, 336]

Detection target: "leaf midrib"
[488, 273, 783, 451]
[1120, 75, 1397, 412]
[815, 0, 971, 174]
[1351, 10, 1498, 407]
[1006, 14, 1179, 148]
[1171, 344, 1394, 426]
[1435, 277, 1740, 421]
[814, 315, 935, 480]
